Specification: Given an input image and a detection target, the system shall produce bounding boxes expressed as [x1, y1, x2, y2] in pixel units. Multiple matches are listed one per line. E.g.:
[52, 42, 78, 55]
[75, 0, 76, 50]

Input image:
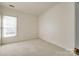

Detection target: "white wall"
[39, 3, 75, 51]
[1, 7, 38, 44]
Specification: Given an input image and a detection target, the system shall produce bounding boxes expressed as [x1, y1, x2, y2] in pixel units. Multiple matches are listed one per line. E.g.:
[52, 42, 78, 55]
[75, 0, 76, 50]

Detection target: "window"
[3, 16, 17, 37]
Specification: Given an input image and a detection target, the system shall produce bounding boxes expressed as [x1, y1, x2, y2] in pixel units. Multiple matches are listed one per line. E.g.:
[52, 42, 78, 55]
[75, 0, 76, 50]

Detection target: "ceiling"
[0, 2, 58, 16]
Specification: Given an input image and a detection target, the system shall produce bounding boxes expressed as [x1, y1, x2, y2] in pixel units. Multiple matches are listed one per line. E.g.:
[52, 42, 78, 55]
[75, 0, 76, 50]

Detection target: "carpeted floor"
[0, 39, 74, 56]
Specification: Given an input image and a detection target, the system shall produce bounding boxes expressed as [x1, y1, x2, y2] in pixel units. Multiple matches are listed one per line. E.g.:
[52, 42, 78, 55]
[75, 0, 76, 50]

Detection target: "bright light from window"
[3, 16, 17, 37]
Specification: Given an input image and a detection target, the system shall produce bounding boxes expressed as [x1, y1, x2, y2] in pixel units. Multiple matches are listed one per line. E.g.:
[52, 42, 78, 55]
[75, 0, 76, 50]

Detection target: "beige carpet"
[0, 39, 74, 56]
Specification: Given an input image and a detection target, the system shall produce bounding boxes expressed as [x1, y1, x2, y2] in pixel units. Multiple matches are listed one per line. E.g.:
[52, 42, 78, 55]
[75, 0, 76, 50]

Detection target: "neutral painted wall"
[39, 3, 75, 51]
[1, 7, 38, 44]
[75, 3, 79, 48]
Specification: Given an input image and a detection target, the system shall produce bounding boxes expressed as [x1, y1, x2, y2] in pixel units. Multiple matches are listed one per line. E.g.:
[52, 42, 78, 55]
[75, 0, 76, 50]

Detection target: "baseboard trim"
[39, 38, 75, 55]
[2, 38, 39, 45]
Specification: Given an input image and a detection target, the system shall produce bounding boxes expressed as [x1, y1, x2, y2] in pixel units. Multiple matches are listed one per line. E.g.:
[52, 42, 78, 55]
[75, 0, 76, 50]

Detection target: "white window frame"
[2, 15, 17, 38]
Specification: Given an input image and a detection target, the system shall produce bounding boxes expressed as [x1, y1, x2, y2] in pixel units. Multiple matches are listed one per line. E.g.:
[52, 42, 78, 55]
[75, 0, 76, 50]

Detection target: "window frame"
[2, 15, 18, 38]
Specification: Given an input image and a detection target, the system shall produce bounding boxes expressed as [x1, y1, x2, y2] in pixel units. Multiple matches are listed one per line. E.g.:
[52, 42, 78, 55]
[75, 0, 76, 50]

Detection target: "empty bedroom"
[0, 2, 77, 56]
